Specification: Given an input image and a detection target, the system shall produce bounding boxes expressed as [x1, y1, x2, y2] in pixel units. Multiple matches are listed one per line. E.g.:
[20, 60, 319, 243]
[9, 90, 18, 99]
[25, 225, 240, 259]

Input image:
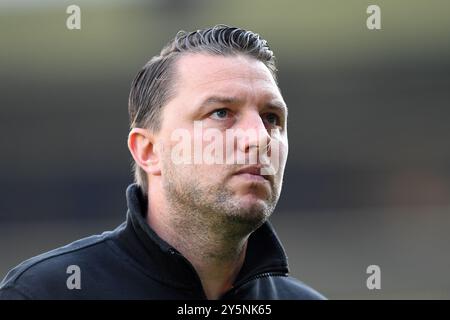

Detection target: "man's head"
[127, 25, 288, 230]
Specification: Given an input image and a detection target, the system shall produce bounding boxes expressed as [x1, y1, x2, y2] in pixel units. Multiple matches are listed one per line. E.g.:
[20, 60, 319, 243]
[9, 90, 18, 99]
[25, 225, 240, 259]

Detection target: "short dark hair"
[128, 25, 278, 194]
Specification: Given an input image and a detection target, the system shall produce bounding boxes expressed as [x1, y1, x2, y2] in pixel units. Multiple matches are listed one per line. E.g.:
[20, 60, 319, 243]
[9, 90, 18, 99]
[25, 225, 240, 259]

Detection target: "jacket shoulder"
[277, 276, 326, 300]
[236, 275, 326, 300]
[0, 231, 115, 299]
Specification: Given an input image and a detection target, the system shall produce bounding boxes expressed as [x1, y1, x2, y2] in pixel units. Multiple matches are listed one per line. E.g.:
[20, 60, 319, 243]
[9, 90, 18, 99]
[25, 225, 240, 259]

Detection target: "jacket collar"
[118, 183, 290, 292]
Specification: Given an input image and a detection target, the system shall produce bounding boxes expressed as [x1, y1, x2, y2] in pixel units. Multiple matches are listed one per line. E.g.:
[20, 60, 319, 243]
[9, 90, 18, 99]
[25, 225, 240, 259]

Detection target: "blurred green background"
[1, 0, 450, 299]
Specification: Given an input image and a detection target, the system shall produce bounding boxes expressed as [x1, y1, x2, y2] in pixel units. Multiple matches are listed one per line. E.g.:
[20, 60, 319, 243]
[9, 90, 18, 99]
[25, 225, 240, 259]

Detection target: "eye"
[210, 108, 231, 120]
[263, 112, 281, 126]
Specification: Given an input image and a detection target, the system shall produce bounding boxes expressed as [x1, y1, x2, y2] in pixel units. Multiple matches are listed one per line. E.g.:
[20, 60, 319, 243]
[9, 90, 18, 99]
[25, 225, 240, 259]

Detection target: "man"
[0, 25, 324, 299]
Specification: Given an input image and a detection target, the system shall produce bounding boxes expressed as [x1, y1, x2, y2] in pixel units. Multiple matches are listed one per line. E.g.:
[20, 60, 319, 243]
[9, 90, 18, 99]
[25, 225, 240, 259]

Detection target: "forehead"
[173, 53, 281, 101]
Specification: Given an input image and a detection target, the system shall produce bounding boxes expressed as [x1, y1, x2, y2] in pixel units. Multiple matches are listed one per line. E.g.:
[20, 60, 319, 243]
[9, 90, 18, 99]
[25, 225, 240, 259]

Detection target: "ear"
[127, 128, 161, 176]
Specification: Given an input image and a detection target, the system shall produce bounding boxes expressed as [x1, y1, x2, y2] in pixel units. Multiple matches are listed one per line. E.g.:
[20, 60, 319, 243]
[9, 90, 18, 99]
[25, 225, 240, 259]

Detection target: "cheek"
[268, 136, 288, 180]
[272, 132, 288, 156]
[280, 141, 288, 165]
[193, 163, 228, 180]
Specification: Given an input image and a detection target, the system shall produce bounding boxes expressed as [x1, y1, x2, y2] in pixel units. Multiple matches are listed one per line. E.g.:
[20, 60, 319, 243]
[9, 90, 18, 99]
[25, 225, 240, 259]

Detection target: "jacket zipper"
[170, 248, 287, 299]
[169, 249, 209, 299]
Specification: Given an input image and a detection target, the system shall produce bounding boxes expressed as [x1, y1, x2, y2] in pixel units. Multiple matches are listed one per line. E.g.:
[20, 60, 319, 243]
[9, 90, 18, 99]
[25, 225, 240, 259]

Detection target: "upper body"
[0, 184, 324, 300]
[1, 25, 325, 300]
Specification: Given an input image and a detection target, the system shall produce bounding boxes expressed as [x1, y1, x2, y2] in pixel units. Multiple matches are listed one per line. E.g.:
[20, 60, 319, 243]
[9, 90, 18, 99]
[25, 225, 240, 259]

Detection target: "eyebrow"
[197, 95, 288, 116]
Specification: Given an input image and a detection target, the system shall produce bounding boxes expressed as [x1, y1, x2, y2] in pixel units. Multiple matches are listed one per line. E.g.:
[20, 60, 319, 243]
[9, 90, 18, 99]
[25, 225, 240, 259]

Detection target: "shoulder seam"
[3, 233, 111, 287]
[0, 284, 34, 299]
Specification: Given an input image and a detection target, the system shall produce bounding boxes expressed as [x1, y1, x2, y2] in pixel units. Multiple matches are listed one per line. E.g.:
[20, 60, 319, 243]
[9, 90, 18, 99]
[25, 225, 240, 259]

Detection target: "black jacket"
[0, 184, 325, 300]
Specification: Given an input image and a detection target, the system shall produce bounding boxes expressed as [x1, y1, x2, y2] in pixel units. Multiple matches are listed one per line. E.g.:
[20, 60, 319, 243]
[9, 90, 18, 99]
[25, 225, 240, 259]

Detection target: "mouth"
[233, 165, 272, 183]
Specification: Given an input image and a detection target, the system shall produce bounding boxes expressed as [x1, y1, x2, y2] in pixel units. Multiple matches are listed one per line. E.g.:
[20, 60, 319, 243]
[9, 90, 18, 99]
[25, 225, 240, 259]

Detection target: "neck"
[147, 189, 252, 300]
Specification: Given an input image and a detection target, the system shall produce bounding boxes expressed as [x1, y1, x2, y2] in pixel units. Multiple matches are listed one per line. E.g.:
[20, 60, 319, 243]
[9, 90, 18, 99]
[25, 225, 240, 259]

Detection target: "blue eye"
[265, 113, 280, 126]
[211, 109, 229, 120]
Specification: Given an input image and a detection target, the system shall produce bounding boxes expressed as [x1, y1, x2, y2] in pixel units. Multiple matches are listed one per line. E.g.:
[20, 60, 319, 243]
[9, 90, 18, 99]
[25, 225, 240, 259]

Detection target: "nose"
[237, 111, 272, 156]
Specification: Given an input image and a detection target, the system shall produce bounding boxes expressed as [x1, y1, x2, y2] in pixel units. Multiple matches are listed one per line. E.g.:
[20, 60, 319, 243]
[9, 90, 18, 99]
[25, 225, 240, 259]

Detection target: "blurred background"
[1, 0, 449, 299]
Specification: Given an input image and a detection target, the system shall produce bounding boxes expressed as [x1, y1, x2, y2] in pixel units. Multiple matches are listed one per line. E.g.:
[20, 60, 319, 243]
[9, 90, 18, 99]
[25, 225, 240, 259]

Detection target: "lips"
[234, 165, 271, 182]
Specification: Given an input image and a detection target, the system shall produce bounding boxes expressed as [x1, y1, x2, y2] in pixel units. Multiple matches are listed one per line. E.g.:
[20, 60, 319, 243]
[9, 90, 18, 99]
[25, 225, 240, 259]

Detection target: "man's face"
[157, 53, 288, 226]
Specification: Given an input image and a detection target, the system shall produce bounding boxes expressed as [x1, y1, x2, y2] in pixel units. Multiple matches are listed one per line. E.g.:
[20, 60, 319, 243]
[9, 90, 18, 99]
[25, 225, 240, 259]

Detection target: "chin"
[238, 193, 267, 206]
[233, 195, 271, 223]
